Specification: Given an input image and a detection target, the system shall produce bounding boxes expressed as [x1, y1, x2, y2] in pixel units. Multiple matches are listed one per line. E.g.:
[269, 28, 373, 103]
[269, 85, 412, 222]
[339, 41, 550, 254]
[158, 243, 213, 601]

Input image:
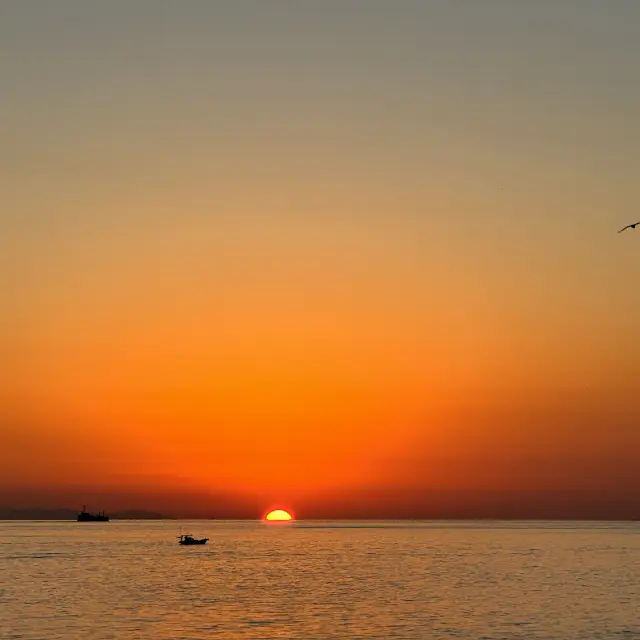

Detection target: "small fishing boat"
[177, 533, 209, 546]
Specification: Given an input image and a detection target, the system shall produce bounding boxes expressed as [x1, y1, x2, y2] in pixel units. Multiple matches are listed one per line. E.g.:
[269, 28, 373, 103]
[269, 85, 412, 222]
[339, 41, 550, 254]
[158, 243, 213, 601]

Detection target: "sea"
[1, 520, 638, 639]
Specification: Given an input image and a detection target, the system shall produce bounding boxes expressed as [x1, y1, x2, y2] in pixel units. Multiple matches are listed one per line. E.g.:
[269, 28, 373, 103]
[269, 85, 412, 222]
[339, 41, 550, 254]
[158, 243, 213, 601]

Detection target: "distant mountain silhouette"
[110, 509, 173, 520]
[0, 507, 77, 520]
[0, 507, 173, 520]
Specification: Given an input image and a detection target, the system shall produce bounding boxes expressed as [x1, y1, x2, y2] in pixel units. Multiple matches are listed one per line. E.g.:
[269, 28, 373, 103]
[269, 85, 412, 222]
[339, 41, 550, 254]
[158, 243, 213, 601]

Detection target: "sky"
[1, 1, 639, 518]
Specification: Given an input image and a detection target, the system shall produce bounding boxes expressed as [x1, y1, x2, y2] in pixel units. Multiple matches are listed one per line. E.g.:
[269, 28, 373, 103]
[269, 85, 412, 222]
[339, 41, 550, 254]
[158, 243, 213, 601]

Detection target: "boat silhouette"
[77, 505, 109, 522]
[177, 533, 208, 546]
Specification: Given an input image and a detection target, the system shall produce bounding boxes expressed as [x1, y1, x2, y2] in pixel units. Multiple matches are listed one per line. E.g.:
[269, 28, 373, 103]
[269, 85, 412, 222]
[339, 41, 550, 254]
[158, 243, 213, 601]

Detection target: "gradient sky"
[1, 1, 639, 518]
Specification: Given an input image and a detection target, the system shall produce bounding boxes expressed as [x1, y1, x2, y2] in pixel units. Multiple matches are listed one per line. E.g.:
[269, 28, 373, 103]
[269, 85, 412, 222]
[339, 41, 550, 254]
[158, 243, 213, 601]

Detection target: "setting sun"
[264, 509, 293, 522]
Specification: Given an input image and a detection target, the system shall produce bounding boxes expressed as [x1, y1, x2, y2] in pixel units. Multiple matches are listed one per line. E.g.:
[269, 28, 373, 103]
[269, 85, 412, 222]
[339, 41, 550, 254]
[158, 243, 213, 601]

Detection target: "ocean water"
[1, 520, 639, 639]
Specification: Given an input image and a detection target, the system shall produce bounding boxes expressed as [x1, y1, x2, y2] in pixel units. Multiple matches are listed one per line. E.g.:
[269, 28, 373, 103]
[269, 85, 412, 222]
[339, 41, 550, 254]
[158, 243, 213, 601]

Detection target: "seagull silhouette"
[618, 222, 640, 233]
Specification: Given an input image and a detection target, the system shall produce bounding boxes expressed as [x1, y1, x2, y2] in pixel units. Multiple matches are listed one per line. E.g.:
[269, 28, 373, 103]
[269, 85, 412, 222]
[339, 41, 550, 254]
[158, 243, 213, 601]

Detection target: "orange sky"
[1, 2, 639, 518]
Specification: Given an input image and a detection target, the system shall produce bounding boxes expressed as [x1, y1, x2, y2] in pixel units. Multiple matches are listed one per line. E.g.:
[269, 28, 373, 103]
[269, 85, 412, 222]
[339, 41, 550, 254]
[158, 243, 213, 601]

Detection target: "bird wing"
[618, 225, 632, 233]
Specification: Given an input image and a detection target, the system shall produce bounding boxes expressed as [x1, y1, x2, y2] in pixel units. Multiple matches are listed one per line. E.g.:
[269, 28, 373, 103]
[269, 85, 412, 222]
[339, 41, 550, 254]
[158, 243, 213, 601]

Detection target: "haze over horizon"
[2, 1, 639, 520]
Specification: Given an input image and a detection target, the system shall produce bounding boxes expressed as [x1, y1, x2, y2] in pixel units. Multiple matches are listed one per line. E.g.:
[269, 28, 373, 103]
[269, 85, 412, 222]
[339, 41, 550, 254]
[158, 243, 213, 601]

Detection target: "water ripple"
[0, 520, 638, 639]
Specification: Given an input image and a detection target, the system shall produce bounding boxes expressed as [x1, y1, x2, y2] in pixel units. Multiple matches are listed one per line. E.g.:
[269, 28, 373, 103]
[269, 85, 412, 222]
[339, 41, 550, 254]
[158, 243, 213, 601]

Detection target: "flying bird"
[618, 222, 640, 233]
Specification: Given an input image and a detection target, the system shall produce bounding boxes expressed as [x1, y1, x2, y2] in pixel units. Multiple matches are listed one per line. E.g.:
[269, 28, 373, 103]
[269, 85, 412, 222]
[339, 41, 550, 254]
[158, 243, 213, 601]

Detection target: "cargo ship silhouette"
[77, 505, 109, 522]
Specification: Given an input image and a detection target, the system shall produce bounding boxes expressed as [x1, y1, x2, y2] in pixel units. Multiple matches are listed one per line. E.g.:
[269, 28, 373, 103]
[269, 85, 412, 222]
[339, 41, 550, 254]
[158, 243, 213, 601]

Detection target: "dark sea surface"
[1, 520, 638, 639]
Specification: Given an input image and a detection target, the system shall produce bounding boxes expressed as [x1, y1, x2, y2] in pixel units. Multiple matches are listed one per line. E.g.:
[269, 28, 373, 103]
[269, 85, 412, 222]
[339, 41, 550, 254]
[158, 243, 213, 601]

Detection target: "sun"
[264, 509, 293, 522]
